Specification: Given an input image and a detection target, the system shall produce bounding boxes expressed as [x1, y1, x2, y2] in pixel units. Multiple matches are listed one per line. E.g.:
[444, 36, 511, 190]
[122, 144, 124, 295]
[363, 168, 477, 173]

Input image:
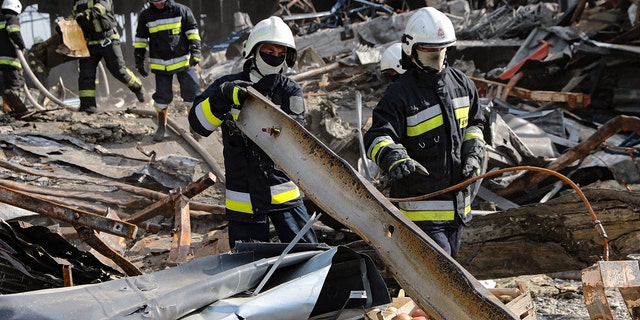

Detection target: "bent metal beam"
[236, 88, 518, 320]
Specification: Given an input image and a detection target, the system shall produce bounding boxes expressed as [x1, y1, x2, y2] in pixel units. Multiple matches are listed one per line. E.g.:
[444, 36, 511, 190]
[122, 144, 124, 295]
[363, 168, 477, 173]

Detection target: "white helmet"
[401, 7, 456, 59]
[242, 16, 297, 67]
[380, 43, 405, 75]
[2, 0, 23, 14]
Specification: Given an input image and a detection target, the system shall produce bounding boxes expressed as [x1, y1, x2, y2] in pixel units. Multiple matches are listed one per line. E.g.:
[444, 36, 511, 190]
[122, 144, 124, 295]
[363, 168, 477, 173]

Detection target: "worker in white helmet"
[380, 42, 405, 82]
[188, 16, 317, 249]
[364, 7, 486, 258]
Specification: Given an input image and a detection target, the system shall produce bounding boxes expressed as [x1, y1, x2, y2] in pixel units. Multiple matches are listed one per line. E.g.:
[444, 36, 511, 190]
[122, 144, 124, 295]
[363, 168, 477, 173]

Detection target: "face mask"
[255, 51, 286, 76]
[415, 48, 447, 73]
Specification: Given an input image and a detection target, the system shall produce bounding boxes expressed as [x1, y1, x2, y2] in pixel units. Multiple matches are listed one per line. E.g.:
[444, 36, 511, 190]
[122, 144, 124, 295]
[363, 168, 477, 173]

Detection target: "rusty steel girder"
[0, 185, 137, 238]
[582, 260, 640, 320]
[236, 88, 518, 320]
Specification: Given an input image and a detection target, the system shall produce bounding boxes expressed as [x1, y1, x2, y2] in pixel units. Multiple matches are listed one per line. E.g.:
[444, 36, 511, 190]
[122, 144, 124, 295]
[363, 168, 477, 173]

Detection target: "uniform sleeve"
[363, 88, 407, 166]
[6, 15, 25, 50]
[183, 6, 201, 50]
[134, 12, 148, 59]
[463, 77, 485, 142]
[188, 77, 236, 137]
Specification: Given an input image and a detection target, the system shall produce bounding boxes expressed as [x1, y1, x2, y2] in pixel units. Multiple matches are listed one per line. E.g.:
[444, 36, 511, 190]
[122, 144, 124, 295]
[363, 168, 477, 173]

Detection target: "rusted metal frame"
[582, 260, 640, 320]
[74, 226, 143, 276]
[236, 88, 518, 320]
[0, 159, 223, 216]
[497, 115, 640, 197]
[63, 265, 74, 287]
[167, 195, 192, 264]
[123, 172, 217, 224]
[470, 76, 591, 108]
[0, 185, 137, 238]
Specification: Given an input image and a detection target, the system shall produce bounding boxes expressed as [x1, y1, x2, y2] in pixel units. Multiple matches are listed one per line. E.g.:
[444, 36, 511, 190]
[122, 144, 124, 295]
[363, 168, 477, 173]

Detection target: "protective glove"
[461, 137, 485, 180]
[379, 144, 429, 180]
[189, 49, 202, 67]
[220, 80, 252, 106]
[135, 56, 148, 78]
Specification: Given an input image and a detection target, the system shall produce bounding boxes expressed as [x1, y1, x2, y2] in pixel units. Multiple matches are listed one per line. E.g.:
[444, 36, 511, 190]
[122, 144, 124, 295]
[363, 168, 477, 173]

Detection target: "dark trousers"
[1, 67, 27, 113]
[228, 204, 318, 248]
[78, 40, 141, 108]
[152, 67, 201, 107]
[417, 223, 464, 258]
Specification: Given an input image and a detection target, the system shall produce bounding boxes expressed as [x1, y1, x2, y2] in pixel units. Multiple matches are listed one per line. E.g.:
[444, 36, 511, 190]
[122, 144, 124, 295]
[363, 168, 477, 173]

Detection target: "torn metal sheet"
[502, 113, 559, 158]
[183, 245, 390, 320]
[0, 219, 121, 294]
[579, 151, 640, 184]
[0, 133, 198, 189]
[0, 245, 388, 320]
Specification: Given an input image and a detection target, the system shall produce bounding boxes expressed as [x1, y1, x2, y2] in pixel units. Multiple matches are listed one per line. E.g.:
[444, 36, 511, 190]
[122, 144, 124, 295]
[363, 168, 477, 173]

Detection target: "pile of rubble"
[0, 0, 639, 319]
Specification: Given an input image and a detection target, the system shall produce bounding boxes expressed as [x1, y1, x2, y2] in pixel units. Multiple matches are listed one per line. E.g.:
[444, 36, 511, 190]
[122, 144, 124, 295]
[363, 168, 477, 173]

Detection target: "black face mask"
[259, 51, 285, 67]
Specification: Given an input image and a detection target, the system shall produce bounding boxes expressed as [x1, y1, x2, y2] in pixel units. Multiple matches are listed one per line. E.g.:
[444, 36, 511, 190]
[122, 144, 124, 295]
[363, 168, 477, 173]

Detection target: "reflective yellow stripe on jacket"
[367, 135, 393, 165]
[225, 182, 301, 214]
[406, 96, 470, 137]
[193, 97, 224, 132]
[398, 197, 471, 221]
[150, 54, 190, 72]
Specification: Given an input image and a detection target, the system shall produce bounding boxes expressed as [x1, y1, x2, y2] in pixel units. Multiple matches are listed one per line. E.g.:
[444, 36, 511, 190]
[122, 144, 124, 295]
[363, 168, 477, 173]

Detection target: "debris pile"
[1, 0, 639, 319]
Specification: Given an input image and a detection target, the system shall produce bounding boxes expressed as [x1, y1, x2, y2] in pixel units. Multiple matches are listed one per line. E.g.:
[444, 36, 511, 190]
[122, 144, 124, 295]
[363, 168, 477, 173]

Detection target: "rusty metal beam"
[167, 195, 192, 264]
[236, 87, 518, 320]
[75, 226, 143, 276]
[0, 185, 137, 239]
[123, 172, 216, 224]
[471, 76, 591, 108]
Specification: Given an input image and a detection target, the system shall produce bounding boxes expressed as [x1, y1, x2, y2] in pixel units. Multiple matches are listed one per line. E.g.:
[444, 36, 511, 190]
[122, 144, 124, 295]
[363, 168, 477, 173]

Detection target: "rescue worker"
[72, 0, 145, 113]
[380, 42, 405, 82]
[188, 16, 318, 249]
[134, 0, 202, 141]
[364, 7, 485, 258]
[0, 0, 34, 119]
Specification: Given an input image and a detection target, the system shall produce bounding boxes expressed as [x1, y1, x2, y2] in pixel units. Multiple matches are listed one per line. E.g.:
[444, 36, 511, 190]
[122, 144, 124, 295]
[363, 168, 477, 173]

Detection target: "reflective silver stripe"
[270, 181, 301, 204]
[225, 189, 253, 214]
[194, 100, 220, 132]
[451, 96, 470, 110]
[147, 16, 182, 29]
[400, 200, 455, 211]
[406, 105, 441, 127]
[149, 54, 190, 67]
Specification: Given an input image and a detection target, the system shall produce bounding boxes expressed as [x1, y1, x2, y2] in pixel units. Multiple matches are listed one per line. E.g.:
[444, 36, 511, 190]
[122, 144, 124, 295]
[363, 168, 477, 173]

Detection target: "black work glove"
[189, 49, 202, 67]
[135, 56, 148, 78]
[220, 80, 252, 106]
[379, 143, 429, 180]
[75, 12, 92, 31]
[461, 138, 485, 180]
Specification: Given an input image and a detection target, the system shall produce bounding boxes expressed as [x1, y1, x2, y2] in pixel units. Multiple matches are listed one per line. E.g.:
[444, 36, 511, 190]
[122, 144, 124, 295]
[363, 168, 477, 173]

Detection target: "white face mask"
[415, 48, 447, 73]
[253, 49, 286, 79]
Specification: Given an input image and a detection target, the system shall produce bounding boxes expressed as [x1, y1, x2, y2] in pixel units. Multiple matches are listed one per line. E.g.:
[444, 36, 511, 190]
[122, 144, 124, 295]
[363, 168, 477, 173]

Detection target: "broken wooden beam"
[0, 185, 137, 239]
[471, 76, 591, 108]
[459, 187, 640, 279]
[123, 172, 216, 224]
